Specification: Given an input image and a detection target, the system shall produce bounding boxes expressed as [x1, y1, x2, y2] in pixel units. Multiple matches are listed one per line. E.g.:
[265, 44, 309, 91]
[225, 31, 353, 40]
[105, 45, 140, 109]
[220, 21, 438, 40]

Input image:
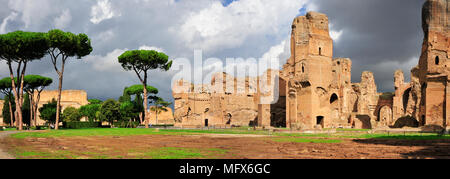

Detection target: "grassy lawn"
[131, 147, 228, 159]
[10, 128, 272, 139]
[10, 128, 450, 140]
[0, 128, 17, 132]
[11, 146, 229, 159]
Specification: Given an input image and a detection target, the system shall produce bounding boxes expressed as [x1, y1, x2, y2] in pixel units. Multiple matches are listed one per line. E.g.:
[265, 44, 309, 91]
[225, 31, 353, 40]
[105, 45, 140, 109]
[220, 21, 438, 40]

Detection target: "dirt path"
[4, 134, 450, 159]
[0, 131, 19, 159]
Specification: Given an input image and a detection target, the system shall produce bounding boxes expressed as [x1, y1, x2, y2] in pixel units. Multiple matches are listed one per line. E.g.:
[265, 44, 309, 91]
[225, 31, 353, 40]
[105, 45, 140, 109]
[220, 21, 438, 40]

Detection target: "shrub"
[79, 104, 101, 122]
[114, 121, 140, 128]
[63, 122, 102, 129]
[39, 99, 58, 125]
[61, 107, 82, 122]
[98, 99, 121, 126]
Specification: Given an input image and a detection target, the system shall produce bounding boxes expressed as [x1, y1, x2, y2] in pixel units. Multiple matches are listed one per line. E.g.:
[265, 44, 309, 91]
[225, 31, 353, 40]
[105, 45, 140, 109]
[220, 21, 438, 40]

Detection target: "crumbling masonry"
[173, 0, 450, 130]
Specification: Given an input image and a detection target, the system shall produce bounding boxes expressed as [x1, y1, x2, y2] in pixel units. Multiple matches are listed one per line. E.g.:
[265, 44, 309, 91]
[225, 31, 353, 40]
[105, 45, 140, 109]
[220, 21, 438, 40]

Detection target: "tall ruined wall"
[331, 58, 354, 127]
[418, 0, 450, 128]
[353, 71, 380, 120]
[283, 12, 359, 129]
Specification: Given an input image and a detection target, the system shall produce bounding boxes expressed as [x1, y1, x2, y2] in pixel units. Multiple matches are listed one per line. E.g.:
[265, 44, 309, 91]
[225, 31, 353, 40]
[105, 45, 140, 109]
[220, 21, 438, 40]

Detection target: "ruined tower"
[283, 12, 344, 129]
[418, 0, 450, 128]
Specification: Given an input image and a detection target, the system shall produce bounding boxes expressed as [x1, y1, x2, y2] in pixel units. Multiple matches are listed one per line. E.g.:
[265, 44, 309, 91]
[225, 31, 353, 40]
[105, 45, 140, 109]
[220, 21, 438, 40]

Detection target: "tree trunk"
[17, 62, 27, 130]
[29, 93, 34, 127]
[54, 58, 66, 130]
[143, 86, 148, 128]
[8, 100, 14, 127]
[143, 72, 149, 128]
[33, 93, 41, 128]
[7, 62, 23, 131]
[156, 106, 158, 125]
[55, 74, 63, 130]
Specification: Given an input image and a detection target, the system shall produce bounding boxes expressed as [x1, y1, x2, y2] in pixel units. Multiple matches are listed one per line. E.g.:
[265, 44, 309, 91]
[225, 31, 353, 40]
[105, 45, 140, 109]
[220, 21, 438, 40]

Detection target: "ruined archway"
[378, 106, 393, 125]
[402, 88, 412, 114]
[330, 94, 338, 105]
[226, 113, 232, 125]
[316, 116, 324, 128]
[330, 93, 339, 120]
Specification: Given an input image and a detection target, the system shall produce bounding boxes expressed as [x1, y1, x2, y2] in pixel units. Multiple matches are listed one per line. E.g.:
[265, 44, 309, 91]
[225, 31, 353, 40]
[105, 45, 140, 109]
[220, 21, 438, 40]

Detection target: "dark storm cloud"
[311, 0, 426, 92]
[0, 0, 426, 104]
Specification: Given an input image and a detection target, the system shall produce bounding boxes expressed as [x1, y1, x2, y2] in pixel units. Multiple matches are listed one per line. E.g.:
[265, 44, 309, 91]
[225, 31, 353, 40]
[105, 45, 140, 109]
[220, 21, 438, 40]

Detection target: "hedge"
[63, 122, 102, 129]
[114, 121, 140, 128]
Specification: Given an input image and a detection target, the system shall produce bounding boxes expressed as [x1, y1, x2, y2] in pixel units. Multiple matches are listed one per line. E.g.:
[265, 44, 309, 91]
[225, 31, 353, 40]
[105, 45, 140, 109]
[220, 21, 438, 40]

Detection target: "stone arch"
[226, 113, 232, 125]
[330, 93, 339, 120]
[316, 116, 324, 128]
[330, 93, 338, 105]
[378, 106, 393, 125]
[402, 88, 412, 114]
[421, 83, 427, 106]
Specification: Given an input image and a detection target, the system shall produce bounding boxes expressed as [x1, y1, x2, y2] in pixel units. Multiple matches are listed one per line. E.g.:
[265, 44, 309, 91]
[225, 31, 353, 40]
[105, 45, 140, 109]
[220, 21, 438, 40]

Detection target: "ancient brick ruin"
[0, 90, 89, 126]
[395, 0, 450, 130]
[173, 0, 450, 130]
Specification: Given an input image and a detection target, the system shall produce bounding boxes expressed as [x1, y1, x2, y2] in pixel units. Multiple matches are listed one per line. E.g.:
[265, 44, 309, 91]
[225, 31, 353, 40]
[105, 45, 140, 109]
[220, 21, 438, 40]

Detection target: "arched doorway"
[379, 106, 393, 126]
[205, 119, 209, 127]
[316, 116, 324, 128]
[421, 115, 426, 126]
[330, 94, 339, 120]
[403, 88, 411, 114]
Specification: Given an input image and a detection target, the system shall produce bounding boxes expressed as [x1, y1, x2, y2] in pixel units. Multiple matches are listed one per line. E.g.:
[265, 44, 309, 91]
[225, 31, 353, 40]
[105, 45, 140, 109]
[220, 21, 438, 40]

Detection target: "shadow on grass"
[352, 134, 450, 159]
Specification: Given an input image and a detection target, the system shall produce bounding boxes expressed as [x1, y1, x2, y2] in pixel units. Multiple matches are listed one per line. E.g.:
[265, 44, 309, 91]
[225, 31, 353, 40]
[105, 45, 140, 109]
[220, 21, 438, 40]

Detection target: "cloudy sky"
[0, 0, 426, 104]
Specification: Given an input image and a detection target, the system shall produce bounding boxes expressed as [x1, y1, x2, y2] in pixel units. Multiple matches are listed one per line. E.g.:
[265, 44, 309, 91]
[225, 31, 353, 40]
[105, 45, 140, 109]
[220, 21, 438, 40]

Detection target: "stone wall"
[35, 90, 89, 126]
[148, 106, 175, 125]
[394, 0, 450, 130]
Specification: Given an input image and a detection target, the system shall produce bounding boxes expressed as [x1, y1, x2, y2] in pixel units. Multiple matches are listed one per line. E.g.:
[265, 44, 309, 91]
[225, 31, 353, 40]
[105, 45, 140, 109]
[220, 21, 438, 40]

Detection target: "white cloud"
[95, 30, 115, 42]
[8, 0, 52, 28]
[139, 45, 165, 53]
[54, 9, 72, 29]
[329, 23, 343, 42]
[90, 0, 119, 24]
[0, 12, 18, 34]
[87, 48, 127, 72]
[174, 0, 308, 52]
[330, 29, 343, 42]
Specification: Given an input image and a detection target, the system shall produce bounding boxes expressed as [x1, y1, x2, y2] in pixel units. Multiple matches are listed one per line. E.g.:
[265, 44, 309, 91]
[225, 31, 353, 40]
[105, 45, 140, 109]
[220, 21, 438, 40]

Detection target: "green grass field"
[10, 128, 450, 140]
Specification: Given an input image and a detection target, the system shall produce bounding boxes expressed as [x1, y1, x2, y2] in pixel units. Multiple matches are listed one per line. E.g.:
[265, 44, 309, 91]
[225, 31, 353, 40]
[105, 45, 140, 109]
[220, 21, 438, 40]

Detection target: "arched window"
[302, 64, 305, 73]
[435, 56, 439, 65]
[330, 94, 338, 104]
[319, 47, 322, 56]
